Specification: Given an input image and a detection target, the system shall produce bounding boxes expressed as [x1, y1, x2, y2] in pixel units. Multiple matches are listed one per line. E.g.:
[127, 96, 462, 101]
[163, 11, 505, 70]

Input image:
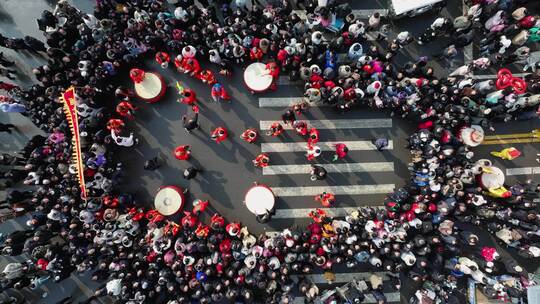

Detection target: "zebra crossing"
[257, 95, 396, 219]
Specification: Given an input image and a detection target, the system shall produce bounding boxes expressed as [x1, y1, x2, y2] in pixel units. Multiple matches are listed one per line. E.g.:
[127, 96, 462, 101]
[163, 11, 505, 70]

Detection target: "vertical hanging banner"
[60, 87, 87, 200]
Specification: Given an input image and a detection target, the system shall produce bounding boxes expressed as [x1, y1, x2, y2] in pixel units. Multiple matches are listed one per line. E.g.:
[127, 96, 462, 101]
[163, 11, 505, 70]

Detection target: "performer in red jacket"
[211, 127, 228, 143]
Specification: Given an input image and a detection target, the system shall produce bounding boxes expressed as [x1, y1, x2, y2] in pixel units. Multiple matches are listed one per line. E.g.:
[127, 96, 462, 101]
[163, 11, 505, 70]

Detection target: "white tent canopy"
[390, 0, 443, 16]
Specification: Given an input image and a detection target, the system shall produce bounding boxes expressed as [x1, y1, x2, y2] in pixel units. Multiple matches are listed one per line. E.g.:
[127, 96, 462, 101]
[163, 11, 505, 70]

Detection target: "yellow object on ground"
[490, 147, 522, 160]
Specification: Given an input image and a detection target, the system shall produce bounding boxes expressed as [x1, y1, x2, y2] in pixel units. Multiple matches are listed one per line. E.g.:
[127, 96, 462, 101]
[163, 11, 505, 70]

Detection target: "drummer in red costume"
[174, 145, 191, 160]
[250, 46, 263, 61]
[265, 61, 280, 91]
[182, 58, 201, 76]
[267, 122, 284, 137]
[241, 128, 258, 143]
[155, 52, 170, 68]
[252, 153, 270, 168]
[315, 192, 335, 207]
[116, 100, 137, 120]
[211, 127, 228, 143]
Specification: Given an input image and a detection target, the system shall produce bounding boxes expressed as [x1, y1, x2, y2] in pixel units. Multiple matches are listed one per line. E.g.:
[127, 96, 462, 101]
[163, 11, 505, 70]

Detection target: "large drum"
[130, 68, 166, 103]
[459, 125, 484, 147]
[479, 166, 505, 189]
[244, 184, 275, 215]
[154, 186, 184, 216]
[243, 63, 273, 93]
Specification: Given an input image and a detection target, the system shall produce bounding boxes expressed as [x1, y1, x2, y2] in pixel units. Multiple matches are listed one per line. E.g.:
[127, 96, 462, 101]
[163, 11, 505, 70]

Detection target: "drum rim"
[154, 185, 184, 216]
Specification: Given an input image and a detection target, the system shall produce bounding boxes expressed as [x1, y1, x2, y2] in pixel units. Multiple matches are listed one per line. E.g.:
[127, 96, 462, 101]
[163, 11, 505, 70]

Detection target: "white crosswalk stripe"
[293, 293, 400, 304]
[506, 166, 540, 176]
[263, 162, 394, 175]
[271, 184, 395, 197]
[292, 9, 389, 19]
[260, 119, 392, 130]
[472, 73, 530, 80]
[291, 272, 400, 303]
[273, 206, 384, 219]
[261, 140, 393, 152]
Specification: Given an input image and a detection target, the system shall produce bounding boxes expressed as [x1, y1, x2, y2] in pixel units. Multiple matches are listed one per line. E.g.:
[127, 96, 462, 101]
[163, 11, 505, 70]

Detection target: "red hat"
[37, 258, 49, 270]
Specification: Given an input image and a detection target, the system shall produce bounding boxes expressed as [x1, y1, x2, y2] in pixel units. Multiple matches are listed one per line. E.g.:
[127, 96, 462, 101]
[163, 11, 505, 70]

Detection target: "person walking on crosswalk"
[373, 138, 389, 151]
[315, 191, 335, 207]
[332, 143, 348, 161]
[267, 122, 284, 137]
[310, 165, 327, 181]
[253, 153, 270, 168]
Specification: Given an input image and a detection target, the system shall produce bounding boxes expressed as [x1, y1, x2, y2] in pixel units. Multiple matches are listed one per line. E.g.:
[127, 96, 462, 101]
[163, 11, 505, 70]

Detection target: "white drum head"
[245, 185, 275, 215]
[480, 166, 505, 189]
[135, 72, 163, 100]
[460, 125, 484, 147]
[154, 186, 184, 216]
[244, 63, 273, 92]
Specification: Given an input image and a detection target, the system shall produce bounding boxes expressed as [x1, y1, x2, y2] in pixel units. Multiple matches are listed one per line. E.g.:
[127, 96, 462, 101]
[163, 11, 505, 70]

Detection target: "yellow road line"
[481, 138, 540, 145]
[484, 133, 538, 140]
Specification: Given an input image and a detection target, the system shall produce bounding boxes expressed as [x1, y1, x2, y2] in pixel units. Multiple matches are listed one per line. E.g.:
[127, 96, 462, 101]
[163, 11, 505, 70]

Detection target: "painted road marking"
[261, 140, 394, 152]
[263, 162, 394, 175]
[472, 73, 530, 80]
[462, 0, 473, 65]
[484, 132, 538, 140]
[271, 184, 395, 197]
[260, 119, 392, 130]
[506, 167, 540, 176]
[259, 97, 315, 107]
[273, 206, 384, 219]
[293, 293, 399, 304]
[293, 9, 389, 20]
[481, 138, 540, 145]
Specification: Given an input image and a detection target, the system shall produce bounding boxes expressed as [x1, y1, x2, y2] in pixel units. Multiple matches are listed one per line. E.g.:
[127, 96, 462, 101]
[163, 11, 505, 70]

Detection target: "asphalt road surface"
[0, 0, 540, 304]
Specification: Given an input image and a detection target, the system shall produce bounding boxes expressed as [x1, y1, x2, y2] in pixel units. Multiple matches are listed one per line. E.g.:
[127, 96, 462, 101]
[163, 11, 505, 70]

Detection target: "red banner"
[61, 87, 87, 200]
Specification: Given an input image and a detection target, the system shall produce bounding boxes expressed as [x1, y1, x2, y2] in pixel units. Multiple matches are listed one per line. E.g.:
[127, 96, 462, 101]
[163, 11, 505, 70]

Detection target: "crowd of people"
[0, 0, 540, 303]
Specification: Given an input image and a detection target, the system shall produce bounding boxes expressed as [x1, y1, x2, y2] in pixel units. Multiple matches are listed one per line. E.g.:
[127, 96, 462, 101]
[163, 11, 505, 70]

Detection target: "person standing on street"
[373, 138, 389, 151]
[183, 166, 201, 180]
[182, 111, 200, 133]
[310, 165, 327, 181]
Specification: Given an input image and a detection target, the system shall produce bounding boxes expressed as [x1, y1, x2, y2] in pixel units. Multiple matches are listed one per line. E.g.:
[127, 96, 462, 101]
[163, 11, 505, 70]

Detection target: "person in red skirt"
[155, 51, 170, 68]
[252, 153, 270, 167]
[116, 100, 137, 120]
[315, 192, 335, 207]
[293, 121, 308, 136]
[178, 88, 197, 106]
[106, 118, 124, 135]
[241, 128, 258, 143]
[197, 69, 217, 85]
[174, 145, 191, 160]
[211, 83, 231, 102]
[333, 143, 349, 161]
[308, 127, 320, 146]
[211, 127, 228, 143]
[265, 61, 280, 91]
[267, 122, 284, 137]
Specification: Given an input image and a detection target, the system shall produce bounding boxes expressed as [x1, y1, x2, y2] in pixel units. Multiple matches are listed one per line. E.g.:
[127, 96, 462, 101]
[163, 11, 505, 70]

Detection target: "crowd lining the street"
[0, 0, 540, 303]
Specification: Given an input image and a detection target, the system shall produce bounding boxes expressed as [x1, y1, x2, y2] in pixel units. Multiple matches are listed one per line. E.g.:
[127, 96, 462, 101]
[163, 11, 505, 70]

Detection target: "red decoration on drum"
[130, 68, 145, 84]
[495, 68, 527, 94]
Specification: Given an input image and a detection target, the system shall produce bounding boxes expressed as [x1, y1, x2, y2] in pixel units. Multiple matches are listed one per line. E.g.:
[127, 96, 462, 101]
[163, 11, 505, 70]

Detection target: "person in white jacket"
[111, 130, 137, 147]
